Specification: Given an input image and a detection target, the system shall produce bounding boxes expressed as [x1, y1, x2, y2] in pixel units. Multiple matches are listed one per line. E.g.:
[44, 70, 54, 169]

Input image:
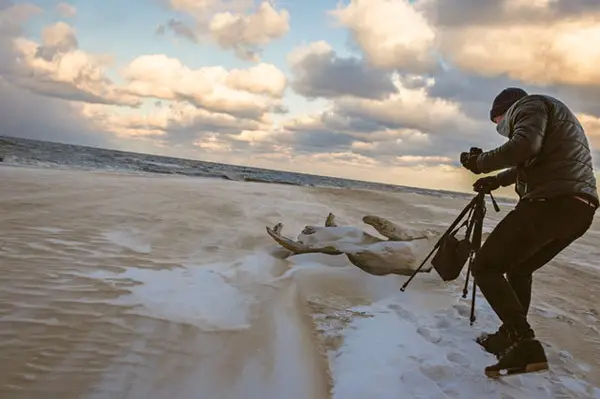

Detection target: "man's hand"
[473, 176, 500, 193]
[460, 148, 482, 174]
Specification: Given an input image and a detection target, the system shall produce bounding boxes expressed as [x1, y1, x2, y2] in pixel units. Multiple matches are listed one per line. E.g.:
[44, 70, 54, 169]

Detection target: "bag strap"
[451, 205, 475, 236]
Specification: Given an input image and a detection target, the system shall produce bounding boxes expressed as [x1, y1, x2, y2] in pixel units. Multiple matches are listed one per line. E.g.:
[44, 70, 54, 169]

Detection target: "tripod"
[400, 188, 501, 325]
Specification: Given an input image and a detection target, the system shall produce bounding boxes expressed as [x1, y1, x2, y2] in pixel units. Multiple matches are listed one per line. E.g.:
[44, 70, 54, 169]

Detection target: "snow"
[1, 165, 600, 399]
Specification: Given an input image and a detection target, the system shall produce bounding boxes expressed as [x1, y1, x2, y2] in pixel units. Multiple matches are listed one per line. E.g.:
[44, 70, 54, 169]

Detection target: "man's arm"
[476, 96, 548, 174]
[496, 167, 517, 187]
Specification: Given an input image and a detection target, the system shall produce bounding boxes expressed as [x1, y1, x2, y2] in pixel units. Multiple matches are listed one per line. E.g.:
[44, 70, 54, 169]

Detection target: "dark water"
[0, 135, 502, 203]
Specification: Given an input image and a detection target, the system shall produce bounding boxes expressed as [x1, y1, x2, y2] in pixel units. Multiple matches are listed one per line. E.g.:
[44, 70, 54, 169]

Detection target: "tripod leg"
[400, 245, 439, 291]
[460, 206, 478, 298]
[463, 253, 472, 299]
[400, 196, 478, 291]
[470, 277, 477, 325]
[468, 193, 486, 324]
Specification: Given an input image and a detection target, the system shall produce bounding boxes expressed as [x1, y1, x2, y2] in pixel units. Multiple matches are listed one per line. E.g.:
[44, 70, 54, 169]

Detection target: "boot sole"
[485, 362, 549, 378]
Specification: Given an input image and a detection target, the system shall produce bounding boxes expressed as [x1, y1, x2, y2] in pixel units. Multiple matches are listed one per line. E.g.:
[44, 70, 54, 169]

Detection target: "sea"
[0, 135, 511, 203]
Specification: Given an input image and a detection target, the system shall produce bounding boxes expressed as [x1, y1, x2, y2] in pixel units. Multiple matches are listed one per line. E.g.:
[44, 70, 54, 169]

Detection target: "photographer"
[460, 88, 599, 377]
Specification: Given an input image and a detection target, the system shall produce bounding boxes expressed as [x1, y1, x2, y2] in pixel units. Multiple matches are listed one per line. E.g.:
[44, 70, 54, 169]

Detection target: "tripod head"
[473, 186, 500, 212]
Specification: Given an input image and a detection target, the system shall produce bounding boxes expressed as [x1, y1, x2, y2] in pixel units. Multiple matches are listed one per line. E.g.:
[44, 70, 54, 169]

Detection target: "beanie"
[489, 87, 528, 121]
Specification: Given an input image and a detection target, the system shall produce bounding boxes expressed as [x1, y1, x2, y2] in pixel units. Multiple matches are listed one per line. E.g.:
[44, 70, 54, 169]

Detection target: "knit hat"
[489, 87, 528, 121]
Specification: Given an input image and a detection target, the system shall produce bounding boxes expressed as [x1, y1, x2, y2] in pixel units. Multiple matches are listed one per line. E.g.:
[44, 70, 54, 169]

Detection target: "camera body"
[461, 147, 483, 167]
[469, 147, 483, 156]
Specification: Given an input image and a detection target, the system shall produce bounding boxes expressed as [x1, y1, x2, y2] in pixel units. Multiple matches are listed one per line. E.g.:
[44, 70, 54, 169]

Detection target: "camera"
[461, 147, 483, 166]
[469, 147, 483, 156]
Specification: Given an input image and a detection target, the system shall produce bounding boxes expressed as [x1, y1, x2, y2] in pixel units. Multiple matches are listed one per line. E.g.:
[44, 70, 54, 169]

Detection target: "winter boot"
[484, 337, 549, 378]
[476, 325, 515, 358]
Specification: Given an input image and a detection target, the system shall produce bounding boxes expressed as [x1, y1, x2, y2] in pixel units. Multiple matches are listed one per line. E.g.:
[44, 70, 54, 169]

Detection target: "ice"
[97, 266, 254, 331]
[1, 165, 599, 399]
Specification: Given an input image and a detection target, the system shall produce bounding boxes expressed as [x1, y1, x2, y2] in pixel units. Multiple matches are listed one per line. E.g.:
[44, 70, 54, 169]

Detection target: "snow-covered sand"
[1, 166, 599, 399]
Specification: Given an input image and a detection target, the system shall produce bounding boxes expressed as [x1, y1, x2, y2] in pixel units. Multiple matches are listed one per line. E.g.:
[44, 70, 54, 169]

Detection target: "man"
[460, 87, 599, 377]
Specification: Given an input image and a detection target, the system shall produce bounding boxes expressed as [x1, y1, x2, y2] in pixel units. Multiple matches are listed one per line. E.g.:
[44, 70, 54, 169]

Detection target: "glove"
[460, 148, 482, 174]
[473, 176, 500, 193]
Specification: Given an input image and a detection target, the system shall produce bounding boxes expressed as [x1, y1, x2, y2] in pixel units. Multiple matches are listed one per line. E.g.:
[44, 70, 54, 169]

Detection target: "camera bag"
[431, 222, 473, 281]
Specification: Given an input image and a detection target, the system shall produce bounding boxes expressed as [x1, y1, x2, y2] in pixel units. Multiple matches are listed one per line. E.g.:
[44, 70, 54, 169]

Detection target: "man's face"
[493, 114, 505, 124]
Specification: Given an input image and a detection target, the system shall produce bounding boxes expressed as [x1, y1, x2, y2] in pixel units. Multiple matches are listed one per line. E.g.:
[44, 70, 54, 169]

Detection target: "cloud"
[209, 1, 289, 61]
[0, 77, 116, 147]
[0, 1, 40, 21]
[394, 155, 454, 167]
[280, 74, 495, 168]
[288, 41, 397, 100]
[168, 0, 252, 18]
[79, 101, 265, 143]
[422, 0, 600, 27]
[7, 21, 139, 106]
[120, 54, 287, 119]
[332, 75, 485, 142]
[35, 21, 78, 59]
[330, 0, 600, 89]
[156, 18, 198, 42]
[56, 2, 76, 18]
[160, 0, 289, 61]
[441, 17, 600, 87]
[329, 0, 437, 73]
[321, 0, 600, 157]
[0, 4, 287, 158]
[224, 63, 287, 97]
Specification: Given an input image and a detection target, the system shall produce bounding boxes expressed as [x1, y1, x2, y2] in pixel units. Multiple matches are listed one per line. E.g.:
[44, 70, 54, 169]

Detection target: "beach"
[1, 165, 599, 399]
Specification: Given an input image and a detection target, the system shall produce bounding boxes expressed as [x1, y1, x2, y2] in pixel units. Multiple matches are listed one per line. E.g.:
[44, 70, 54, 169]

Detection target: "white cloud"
[209, 1, 289, 61]
[162, 1, 289, 61]
[225, 63, 287, 97]
[79, 100, 266, 140]
[395, 155, 453, 166]
[120, 54, 287, 119]
[329, 0, 437, 72]
[442, 17, 600, 87]
[502, 0, 558, 12]
[329, 0, 600, 88]
[9, 22, 139, 106]
[332, 74, 482, 136]
[170, 0, 215, 15]
[0, 3, 41, 27]
[56, 3, 77, 18]
[37, 21, 78, 57]
[168, 0, 253, 18]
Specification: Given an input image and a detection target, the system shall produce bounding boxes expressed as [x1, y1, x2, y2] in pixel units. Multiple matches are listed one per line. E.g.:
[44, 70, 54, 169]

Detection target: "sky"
[1, 0, 600, 194]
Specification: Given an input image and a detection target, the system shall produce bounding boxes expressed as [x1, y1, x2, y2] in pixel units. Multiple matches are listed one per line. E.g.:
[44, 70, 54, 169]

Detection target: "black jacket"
[476, 94, 599, 207]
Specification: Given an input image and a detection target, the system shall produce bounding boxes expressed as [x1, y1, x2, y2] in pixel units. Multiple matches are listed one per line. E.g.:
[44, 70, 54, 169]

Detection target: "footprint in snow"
[387, 303, 417, 322]
[452, 303, 471, 318]
[446, 351, 470, 368]
[417, 326, 442, 344]
[419, 362, 456, 382]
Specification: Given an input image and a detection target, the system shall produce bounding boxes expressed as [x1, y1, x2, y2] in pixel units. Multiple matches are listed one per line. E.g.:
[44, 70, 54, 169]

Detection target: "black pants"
[471, 195, 596, 338]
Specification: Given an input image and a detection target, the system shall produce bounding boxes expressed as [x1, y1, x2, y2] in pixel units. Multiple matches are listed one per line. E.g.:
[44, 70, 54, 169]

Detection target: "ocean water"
[0, 135, 512, 203]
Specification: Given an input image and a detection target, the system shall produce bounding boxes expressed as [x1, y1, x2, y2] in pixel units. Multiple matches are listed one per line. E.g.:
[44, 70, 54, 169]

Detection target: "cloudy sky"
[1, 0, 600, 193]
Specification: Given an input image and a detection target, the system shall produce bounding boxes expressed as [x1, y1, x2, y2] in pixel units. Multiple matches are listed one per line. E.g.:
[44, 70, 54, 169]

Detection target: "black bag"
[431, 224, 472, 282]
